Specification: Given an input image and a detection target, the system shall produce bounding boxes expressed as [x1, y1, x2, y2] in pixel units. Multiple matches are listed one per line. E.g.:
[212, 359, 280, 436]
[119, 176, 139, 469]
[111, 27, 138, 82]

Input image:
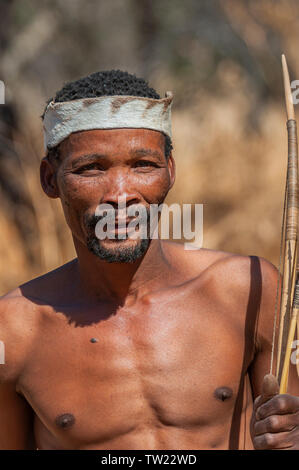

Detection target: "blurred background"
[0, 0, 298, 294]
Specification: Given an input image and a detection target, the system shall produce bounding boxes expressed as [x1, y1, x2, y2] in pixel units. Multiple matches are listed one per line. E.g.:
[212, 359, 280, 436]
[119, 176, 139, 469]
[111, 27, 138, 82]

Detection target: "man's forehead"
[60, 128, 165, 156]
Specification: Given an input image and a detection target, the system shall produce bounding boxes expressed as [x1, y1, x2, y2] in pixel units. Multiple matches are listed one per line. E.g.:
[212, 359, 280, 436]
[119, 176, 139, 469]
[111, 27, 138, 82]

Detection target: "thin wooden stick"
[280, 275, 299, 393]
[276, 55, 299, 390]
[297, 302, 299, 377]
[282, 54, 295, 120]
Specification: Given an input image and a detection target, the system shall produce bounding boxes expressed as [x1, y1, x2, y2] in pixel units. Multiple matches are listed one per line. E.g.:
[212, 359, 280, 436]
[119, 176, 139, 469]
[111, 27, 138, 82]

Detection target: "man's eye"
[135, 161, 157, 168]
[75, 163, 104, 173]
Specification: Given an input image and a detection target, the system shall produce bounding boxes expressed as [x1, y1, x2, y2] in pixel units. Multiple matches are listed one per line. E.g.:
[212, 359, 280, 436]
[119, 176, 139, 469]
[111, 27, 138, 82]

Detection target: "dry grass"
[0, 127, 75, 294]
[1, 0, 298, 294]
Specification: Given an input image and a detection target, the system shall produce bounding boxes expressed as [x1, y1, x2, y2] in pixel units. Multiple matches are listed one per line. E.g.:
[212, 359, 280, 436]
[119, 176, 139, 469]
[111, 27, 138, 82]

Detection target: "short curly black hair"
[43, 70, 173, 162]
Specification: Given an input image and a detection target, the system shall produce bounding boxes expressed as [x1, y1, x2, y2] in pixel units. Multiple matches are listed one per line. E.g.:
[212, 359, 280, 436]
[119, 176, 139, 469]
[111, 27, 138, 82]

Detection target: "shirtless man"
[0, 70, 298, 450]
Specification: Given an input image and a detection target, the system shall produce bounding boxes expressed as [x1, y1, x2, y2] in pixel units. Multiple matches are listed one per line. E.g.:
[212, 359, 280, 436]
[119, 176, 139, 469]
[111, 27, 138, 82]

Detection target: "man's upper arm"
[0, 382, 35, 449]
[0, 294, 36, 449]
[249, 258, 299, 399]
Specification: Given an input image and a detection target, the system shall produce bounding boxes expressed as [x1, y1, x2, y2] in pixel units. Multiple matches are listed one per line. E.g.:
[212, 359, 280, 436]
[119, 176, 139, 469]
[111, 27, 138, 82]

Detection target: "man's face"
[45, 128, 175, 263]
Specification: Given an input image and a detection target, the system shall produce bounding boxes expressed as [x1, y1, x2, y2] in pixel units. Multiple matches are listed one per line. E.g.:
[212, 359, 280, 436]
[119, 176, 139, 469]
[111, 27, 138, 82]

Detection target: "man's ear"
[40, 156, 59, 198]
[167, 153, 176, 189]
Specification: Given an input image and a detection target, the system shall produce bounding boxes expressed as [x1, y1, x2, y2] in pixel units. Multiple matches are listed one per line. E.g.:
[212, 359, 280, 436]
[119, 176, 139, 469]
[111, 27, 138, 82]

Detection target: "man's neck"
[72, 237, 172, 306]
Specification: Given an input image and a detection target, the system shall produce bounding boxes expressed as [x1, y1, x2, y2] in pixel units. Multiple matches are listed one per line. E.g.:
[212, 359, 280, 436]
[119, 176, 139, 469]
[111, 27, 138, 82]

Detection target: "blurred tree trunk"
[0, 0, 13, 54]
[132, 0, 159, 77]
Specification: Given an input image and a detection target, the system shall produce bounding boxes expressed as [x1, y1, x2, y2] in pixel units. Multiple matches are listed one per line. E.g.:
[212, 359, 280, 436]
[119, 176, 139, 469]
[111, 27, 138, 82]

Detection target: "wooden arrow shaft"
[276, 118, 299, 389]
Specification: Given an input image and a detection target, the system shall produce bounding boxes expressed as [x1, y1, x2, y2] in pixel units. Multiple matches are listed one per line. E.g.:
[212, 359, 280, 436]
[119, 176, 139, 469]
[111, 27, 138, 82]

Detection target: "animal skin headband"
[43, 92, 173, 151]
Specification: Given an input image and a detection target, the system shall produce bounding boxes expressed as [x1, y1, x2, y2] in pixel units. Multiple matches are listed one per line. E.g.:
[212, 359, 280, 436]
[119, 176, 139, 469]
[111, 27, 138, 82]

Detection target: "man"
[0, 70, 298, 450]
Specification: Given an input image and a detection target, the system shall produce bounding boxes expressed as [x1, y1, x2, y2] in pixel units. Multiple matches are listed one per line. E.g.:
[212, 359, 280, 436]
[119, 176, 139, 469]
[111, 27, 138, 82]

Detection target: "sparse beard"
[84, 210, 151, 263]
[86, 236, 150, 263]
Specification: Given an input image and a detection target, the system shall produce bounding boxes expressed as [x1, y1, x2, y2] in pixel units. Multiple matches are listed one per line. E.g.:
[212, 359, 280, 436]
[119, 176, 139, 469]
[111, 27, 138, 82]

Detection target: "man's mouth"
[114, 217, 134, 227]
[86, 205, 150, 241]
[100, 217, 137, 237]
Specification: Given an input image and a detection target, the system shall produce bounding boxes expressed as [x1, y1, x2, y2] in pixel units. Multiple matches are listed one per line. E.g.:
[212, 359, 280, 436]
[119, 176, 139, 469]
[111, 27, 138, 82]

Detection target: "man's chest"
[17, 297, 251, 448]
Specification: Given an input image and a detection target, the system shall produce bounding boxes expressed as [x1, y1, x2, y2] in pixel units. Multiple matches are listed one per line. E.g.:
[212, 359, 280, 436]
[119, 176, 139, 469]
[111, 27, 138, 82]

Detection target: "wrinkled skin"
[0, 128, 298, 450]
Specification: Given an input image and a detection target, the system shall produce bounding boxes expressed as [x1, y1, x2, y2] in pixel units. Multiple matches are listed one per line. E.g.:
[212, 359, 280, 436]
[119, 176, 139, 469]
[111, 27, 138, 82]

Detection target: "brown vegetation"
[0, 0, 298, 294]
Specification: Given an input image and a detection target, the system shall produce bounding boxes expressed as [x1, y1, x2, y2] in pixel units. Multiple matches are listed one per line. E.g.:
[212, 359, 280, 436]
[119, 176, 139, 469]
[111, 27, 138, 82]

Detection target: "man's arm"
[0, 382, 35, 449]
[249, 258, 299, 449]
[0, 294, 36, 449]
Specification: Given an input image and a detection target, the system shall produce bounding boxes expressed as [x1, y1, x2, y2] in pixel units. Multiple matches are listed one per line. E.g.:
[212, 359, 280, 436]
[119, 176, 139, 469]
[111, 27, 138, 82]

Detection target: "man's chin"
[86, 236, 150, 263]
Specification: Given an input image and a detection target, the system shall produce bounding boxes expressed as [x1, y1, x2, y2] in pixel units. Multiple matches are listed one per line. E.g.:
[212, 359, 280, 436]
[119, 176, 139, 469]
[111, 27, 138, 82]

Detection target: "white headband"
[43, 92, 173, 150]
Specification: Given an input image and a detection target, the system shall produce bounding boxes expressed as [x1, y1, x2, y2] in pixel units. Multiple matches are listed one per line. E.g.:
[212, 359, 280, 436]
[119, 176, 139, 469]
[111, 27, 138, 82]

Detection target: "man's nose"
[103, 193, 140, 210]
[101, 168, 141, 209]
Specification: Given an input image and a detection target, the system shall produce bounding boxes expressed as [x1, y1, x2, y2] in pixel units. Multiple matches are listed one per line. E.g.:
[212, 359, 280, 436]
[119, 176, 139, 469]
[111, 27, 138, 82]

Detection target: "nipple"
[214, 386, 233, 402]
[55, 413, 76, 429]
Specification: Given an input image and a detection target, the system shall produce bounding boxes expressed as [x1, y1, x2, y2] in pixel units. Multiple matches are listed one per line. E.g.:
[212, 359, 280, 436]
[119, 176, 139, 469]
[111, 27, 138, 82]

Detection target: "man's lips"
[98, 217, 148, 239]
[114, 218, 134, 227]
[89, 206, 150, 238]
[105, 218, 139, 234]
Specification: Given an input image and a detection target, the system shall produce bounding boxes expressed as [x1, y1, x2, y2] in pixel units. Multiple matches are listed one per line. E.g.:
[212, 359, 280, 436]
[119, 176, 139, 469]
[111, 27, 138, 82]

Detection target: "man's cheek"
[59, 177, 93, 199]
[57, 190, 92, 237]
[140, 174, 171, 203]
[58, 177, 103, 212]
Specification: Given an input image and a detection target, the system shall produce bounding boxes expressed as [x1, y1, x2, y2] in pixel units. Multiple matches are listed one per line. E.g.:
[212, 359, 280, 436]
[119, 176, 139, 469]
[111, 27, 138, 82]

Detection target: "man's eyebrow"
[132, 148, 163, 159]
[71, 153, 106, 166]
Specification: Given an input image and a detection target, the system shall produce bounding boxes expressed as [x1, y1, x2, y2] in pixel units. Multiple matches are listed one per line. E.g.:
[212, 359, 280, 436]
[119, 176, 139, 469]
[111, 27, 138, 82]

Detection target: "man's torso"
[1, 244, 258, 449]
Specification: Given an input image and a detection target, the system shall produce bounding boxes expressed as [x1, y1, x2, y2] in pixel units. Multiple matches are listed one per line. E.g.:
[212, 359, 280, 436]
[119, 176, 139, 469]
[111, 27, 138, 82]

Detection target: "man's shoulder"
[0, 287, 37, 331]
[0, 289, 38, 384]
[163, 241, 278, 297]
[162, 240, 232, 272]
[0, 259, 78, 383]
[0, 257, 79, 333]
[199, 251, 277, 287]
